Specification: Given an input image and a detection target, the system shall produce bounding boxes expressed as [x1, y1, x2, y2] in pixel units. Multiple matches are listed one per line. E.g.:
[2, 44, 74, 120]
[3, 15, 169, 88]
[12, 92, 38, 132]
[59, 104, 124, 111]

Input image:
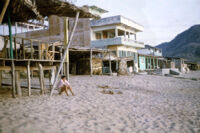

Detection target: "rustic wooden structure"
[0, 36, 62, 97]
[0, 0, 98, 97]
[68, 47, 105, 76]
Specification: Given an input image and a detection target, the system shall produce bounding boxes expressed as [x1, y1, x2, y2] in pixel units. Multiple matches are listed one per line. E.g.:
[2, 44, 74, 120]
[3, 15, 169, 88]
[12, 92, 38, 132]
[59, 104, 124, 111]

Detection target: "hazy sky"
[75, 0, 200, 46]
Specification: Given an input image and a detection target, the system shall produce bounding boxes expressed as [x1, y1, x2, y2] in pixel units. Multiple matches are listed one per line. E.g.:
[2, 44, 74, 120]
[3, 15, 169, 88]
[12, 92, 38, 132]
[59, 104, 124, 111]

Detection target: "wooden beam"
[38, 64, 45, 95]
[49, 68, 55, 90]
[0, 0, 10, 24]
[27, 61, 31, 96]
[90, 48, 93, 77]
[15, 71, 22, 97]
[0, 66, 56, 71]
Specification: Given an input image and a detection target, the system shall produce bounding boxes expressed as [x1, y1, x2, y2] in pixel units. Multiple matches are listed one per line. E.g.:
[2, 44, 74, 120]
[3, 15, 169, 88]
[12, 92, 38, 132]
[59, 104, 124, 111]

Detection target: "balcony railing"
[91, 36, 144, 48]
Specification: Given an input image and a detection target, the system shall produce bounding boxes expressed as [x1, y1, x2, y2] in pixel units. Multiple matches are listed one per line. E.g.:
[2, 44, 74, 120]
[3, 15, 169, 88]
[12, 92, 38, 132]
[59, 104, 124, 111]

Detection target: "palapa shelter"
[0, 0, 99, 24]
[0, 0, 99, 98]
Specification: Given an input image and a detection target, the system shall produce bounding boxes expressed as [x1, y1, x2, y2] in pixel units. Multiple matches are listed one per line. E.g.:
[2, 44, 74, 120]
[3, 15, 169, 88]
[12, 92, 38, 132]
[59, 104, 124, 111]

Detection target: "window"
[95, 32, 102, 40]
[108, 32, 115, 38]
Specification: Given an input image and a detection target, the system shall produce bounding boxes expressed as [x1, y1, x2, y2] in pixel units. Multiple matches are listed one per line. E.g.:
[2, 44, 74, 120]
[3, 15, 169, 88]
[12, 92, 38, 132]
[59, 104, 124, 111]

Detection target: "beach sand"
[0, 71, 200, 133]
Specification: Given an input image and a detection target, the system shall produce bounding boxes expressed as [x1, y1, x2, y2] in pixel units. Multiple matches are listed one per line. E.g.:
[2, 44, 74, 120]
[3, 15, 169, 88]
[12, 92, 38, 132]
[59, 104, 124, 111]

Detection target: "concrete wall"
[17, 15, 91, 47]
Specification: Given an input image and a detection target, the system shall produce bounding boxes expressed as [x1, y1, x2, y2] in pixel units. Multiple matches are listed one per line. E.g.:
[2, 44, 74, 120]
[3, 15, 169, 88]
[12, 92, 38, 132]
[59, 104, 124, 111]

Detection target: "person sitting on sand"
[58, 76, 75, 96]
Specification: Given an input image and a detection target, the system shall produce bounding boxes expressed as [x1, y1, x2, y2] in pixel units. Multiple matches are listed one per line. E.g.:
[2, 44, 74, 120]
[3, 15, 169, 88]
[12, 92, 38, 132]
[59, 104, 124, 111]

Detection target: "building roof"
[1, 0, 99, 24]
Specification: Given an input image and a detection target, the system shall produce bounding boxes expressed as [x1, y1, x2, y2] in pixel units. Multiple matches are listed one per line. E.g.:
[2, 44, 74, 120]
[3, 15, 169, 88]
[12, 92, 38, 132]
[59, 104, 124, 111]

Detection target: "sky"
[74, 0, 200, 46]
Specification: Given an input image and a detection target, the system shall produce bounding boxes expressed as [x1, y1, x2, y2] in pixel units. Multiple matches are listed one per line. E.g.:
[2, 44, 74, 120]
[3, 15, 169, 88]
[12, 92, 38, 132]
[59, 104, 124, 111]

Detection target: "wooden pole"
[38, 41, 41, 59]
[49, 68, 55, 90]
[50, 12, 79, 97]
[8, 9, 13, 59]
[64, 17, 69, 80]
[7, 8, 16, 98]
[15, 71, 22, 97]
[90, 48, 93, 77]
[22, 39, 25, 59]
[38, 64, 45, 95]
[30, 40, 33, 59]
[0, 0, 10, 24]
[27, 61, 31, 96]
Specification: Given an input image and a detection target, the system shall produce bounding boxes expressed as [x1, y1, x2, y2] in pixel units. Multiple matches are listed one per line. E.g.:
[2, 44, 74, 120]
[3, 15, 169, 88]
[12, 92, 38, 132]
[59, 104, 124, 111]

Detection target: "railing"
[91, 36, 144, 48]
[0, 36, 62, 60]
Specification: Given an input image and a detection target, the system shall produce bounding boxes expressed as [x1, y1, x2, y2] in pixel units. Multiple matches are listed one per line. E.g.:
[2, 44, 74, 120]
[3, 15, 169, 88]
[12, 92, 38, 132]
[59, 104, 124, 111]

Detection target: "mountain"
[156, 25, 200, 62]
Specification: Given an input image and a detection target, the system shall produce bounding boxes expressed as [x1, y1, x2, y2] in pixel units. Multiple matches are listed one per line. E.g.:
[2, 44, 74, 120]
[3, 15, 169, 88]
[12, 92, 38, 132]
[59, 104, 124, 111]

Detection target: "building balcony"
[91, 37, 144, 48]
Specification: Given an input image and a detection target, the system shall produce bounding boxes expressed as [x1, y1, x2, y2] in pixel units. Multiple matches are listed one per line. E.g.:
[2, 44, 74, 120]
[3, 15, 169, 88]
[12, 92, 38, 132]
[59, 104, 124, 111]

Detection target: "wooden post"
[109, 50, 112, 75]
[45, 43, 48, 59]
[38, 41, 41, 59]
[0, 0, 10, 24]
[64, 17, 69, 80]
[49, 68, 55, 90]
[30, 40, 33, 59]
[15, 71, 22, 97]
[90, 48, 93, 77]
[38, 64, 45, 94]
[0, 71, 2, 88]
[52, 44, 55, 60]
[27, 61, 31, 96]
[22, 39, 25, 59]
[11, 60, 16, 98]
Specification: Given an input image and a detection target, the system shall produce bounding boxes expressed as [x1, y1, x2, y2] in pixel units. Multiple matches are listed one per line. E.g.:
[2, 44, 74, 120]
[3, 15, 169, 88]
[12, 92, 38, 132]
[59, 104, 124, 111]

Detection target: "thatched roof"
[1, 0, 99, 24]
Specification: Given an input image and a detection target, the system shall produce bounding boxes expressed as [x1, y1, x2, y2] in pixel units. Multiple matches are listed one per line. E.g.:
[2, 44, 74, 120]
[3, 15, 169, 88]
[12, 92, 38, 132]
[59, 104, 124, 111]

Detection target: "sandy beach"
[0, 71, 200, 133]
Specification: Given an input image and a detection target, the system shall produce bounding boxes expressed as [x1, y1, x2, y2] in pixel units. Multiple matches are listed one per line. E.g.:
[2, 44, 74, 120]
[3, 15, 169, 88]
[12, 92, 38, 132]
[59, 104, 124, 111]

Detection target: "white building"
[90, 15, 144, 72]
